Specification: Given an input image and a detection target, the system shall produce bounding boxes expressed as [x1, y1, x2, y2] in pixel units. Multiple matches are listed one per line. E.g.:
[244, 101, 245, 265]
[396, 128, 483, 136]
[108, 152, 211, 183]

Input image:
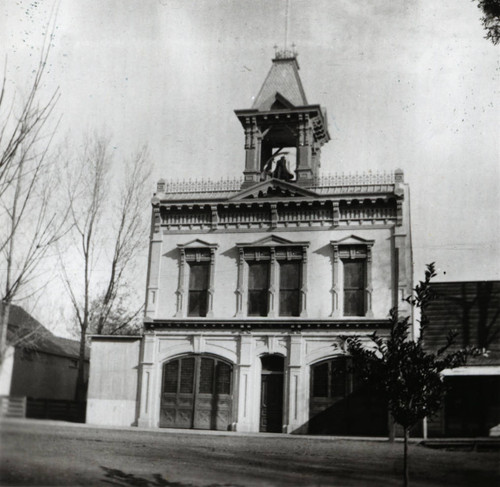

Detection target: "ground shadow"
[101, 466, 243, 487]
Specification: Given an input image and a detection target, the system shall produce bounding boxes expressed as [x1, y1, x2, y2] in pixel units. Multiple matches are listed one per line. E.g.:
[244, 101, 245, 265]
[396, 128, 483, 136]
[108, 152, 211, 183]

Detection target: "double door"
[160, 355, 233, 430]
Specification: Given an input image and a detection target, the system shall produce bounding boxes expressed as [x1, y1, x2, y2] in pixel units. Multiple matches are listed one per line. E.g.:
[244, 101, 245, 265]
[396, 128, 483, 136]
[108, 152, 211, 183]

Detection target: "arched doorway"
[160, 354, 233, 430]
[260, 355, 284, 433]
[309, 356, 388, 436]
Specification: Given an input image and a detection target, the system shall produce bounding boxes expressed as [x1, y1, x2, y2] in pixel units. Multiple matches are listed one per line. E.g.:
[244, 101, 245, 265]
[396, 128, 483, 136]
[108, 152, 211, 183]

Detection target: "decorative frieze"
[144, 319, 391, 331]
[159, 199, 397, 231]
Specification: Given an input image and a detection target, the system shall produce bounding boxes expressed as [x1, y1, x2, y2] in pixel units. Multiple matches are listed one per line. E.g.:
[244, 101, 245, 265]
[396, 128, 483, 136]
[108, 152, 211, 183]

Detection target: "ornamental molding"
[236, 234, 309, 248]
[330, 235, 375, 248]
[229, 178, 318, 201]
[177, 239, 219, 250]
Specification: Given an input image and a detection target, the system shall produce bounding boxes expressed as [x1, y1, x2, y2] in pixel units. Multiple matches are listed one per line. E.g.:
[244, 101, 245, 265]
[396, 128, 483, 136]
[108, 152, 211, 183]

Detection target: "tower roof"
[252, 52, 308, 111]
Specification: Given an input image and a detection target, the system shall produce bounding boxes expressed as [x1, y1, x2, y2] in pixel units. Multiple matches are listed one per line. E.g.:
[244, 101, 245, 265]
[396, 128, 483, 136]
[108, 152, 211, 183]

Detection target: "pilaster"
[137, 334, 157, 428]
[234, 334, 254, 432]
[285, 335, 306, 433]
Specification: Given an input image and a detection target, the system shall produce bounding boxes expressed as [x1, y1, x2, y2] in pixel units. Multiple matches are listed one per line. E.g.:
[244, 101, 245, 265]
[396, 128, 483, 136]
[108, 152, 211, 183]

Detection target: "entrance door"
[260, 355, 284, 433]
[160, 355, 233, 430]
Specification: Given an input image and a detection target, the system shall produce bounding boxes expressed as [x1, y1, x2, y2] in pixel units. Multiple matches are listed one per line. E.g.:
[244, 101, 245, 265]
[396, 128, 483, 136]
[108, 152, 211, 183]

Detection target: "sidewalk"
[0, 416, 442, 444]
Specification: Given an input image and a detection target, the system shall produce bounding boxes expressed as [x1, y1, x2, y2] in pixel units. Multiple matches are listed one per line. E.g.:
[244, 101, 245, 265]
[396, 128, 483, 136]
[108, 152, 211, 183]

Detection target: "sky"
[1, 0, 499, 334]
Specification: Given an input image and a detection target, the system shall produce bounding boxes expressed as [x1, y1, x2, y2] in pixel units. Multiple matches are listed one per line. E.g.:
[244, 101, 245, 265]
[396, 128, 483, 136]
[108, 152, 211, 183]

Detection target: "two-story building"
[87, 50, 413, 435]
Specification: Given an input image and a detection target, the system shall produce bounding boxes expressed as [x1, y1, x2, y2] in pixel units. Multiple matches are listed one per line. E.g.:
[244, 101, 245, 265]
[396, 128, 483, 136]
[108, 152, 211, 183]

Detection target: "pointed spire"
[252, 47, 307, 111]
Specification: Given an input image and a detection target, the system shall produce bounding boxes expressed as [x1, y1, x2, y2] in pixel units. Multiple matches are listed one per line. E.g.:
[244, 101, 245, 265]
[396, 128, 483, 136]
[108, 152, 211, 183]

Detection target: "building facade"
[1, 304, 89, 422]
[424, 281, 500, 437]
[87, 51, 413, 434]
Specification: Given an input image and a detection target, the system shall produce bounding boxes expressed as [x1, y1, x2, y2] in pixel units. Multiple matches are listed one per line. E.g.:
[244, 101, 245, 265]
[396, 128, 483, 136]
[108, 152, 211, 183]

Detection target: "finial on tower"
[274, 0, 297, 60]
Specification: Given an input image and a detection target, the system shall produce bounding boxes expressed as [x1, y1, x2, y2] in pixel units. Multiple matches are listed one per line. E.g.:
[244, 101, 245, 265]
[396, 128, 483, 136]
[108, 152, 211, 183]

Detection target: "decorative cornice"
[144, 319, 390, 331]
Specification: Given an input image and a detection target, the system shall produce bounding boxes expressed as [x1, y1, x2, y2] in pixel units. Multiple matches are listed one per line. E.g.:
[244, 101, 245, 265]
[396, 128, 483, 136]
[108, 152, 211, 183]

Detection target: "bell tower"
[235, 47, 330, 188]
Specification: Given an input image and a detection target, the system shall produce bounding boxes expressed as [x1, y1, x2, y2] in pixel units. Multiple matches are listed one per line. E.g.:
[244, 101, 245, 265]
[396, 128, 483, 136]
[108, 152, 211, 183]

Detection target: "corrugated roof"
[3, 304, 89, 360]
[252, 57, 308, 110]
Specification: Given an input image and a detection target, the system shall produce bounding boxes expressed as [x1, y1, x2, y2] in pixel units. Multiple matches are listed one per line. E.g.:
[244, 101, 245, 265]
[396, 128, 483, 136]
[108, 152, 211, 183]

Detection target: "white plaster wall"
[0, 345, 14, 395]
[156, 227, 395, 320]
[87, 338, 141, 426]
[141, 330, 382, 433]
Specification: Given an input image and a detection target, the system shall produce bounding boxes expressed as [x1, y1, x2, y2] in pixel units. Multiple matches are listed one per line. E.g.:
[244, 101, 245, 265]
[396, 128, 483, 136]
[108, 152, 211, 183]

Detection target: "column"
[365, 246, 374, 317]
[300, 246, 308, 317]
[295, 114, 314, 185]
[206, 248, 216, 318]
[285, 334, 306, 433]
[268, 248, 277, 317]
[242, 117, 261, 188]
[330, 244, 340, 317]
[175, 249, 186, 317]
[235, 248, 245, 317]
[234, 334, 254, 432]
[137, 334, 157, 428]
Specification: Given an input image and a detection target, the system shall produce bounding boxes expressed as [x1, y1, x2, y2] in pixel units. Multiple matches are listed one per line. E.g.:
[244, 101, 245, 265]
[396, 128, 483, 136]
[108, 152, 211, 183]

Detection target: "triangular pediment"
[270, 93, 295, 110]
[237, 234, 309, 248]
[330, 235, 375, 247]
[230, 179, 318, 201]
[177, 239, 218, 249]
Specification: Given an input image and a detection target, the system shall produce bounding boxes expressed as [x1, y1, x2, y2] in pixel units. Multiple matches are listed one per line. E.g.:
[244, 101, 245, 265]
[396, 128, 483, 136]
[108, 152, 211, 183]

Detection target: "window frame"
[330, 237, 374, 318]
[236, 237, 309, 318]
[176, 241, 218, 318]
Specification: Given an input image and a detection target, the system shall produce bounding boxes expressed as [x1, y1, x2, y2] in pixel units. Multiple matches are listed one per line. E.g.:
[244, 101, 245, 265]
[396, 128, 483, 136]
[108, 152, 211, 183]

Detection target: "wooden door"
[260, 373, 283, 433]
[160, 355, 233, 431]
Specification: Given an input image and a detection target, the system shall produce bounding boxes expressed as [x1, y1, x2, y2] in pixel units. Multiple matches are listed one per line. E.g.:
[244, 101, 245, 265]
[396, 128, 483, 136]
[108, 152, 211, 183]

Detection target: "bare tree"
[0, 14, 66, 369]
[60, 134, 150, 400]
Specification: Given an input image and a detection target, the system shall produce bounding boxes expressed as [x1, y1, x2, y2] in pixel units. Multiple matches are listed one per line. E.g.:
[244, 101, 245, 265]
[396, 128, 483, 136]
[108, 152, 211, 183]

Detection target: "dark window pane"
[199, 358, 214, 394]
[216, 362, 232, 395]
[188, 263, 209, 317]
[279, 290, 300, 316]
[343, 260, 365, 316]
[313, 363, 329, 397]
[344, 260, 365, 288]
[248, 290, 268, 316]
[279, 261, 301, 316]
[179, 357, 195, 394]
[248, 262, 269, 316]
[189, 263, 209, 290]
[248, 262, 269, 289]
[188, 290, 208, 317]
[344, 290, 365, 316]
[279, 261, 300, 289]
[163, 360, 179, 393]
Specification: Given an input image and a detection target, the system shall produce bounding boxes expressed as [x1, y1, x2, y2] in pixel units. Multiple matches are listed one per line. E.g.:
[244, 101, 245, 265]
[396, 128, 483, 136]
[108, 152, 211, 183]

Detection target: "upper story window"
[330, 236, 374, 318]
[188, 261, 210, 317]
[236, 235, 309, 318]
[279, 260, 301, 317]
[342, 256, 367, 317]
[248, 261, 270, 316]
[176, 240, 218, 318]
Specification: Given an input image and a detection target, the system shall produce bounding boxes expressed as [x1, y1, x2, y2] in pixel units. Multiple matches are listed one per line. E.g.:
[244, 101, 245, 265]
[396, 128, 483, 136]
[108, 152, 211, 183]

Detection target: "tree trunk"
[388, 412, 395, 442]
[0, 300, 11, 368]
[75, 325, 87, 402]
[403, 426, 409, 487]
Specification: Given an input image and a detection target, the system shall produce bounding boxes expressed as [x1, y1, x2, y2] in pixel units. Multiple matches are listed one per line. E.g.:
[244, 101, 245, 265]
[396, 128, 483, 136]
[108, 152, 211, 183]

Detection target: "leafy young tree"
[345, 263, 475, 487]
[0, 15, 67, 369]
[475, 0, 500, 45]
[59, 134, 150, 400]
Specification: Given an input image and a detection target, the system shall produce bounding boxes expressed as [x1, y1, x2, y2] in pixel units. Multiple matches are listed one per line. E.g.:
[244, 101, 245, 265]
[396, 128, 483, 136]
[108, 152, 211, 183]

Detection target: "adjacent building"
[87, 50, 413, 434]
[424, 281, 500, 437]
[0, 304, 89, 421]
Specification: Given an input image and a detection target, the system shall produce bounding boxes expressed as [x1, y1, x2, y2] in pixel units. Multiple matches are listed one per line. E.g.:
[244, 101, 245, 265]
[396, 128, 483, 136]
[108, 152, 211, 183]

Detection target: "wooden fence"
[26, 398, 86, 423]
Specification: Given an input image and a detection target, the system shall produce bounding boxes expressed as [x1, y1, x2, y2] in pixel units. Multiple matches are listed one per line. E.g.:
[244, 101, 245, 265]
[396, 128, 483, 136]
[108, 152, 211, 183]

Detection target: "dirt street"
[0, 419, 499, 487]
